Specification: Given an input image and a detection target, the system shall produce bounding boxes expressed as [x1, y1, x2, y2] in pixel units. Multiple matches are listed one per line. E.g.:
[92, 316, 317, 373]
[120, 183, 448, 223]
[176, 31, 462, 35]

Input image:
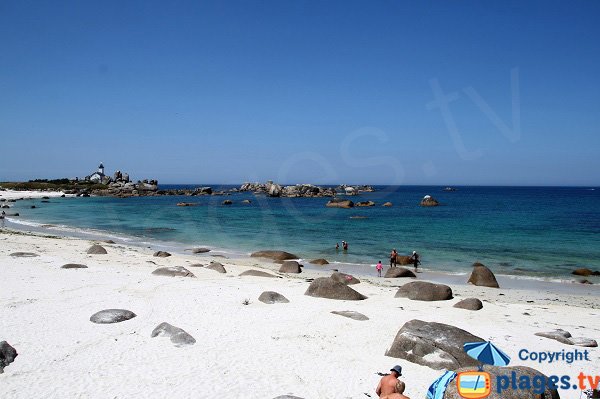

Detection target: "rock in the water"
[104, 240, 116, 244]
[9, 252, 38, 257]
[241, 199, 252, 204]
[382, 202, 393, 207]
[305, 277, 367, 300]
[153, 251, 172, 258]
[453, 298, 483, 310]
[279, 261, 302, 274]
[0, 341, 18, 374]
[467, 262, 500, 288]
[325, 199, 354, 208]
[535, 329, 597, 347]
[90, 309, 137, 324]
[444, 365, 561, 399]
[258, 291, 290, 304]
[152, 266, 195, 278]
[385, 319, 483, 370]
[239, 270, 278, 278]
[384, 267, 416, 278]
[87, 245, 107, 255]
[572, 268, 593, 276]
[309, 258, 329, 265]
[331, 310, 369, 321]
[61, 263, 88, 269]
[331, 272, 360, 285]
[395, 281, 453, 301]
[356, 200, 375, 207]
[205, 262, 226, 273]
[222, 199, 232, 205]
[393, 255, 414, 265]
[151, 322, 196, 347]
[192, 248, 211, 254]
[250, 250, 298, 261]
[420, 195, 440, 206]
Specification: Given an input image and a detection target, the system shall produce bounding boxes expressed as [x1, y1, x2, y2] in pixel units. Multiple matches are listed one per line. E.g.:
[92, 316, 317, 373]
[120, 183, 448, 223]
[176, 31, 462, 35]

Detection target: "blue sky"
[1, 1, 599, 185]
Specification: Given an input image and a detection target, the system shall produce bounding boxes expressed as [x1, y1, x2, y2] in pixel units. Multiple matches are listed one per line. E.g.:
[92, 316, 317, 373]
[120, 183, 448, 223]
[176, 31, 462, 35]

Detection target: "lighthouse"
[98, 163, 105, 174]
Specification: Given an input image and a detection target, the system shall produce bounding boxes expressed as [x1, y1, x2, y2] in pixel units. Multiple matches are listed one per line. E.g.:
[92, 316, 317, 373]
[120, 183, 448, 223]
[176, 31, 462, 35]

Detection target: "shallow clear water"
[5, 185, 600, 279]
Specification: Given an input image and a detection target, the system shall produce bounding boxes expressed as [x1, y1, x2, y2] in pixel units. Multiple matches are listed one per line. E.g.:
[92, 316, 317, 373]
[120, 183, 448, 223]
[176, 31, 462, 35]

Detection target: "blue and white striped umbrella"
[464, 341, 511, 366]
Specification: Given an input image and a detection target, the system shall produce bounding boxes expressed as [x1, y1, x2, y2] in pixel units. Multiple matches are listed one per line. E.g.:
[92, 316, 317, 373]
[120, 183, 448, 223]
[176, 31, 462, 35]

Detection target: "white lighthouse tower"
[98, 162, 105, 174]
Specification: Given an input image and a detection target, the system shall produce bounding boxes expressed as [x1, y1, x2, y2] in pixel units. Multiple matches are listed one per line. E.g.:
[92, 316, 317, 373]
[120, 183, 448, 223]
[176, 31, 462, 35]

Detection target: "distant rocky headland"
[0, 164, 374, 199]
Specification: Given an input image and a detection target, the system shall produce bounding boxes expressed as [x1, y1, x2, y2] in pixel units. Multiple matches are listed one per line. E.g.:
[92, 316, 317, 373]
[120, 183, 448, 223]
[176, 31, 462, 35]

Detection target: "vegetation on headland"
[0, 180, 108, 191]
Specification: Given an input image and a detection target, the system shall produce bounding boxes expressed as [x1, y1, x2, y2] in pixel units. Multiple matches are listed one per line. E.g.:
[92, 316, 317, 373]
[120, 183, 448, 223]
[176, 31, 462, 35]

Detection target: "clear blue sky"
[1, 1, 599, 185]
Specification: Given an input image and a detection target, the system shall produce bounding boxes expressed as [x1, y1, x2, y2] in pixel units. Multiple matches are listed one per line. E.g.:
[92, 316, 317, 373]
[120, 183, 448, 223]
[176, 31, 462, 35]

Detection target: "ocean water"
[5, 185, 600, 280]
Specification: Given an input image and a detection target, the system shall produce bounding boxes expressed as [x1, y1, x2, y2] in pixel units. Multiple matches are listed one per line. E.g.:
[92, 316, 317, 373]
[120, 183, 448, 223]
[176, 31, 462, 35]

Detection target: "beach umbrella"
[464, 341, 511, 367]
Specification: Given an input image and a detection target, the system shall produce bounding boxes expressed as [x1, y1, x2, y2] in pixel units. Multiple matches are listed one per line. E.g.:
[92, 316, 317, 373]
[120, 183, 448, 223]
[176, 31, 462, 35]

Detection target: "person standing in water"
[342, 241, 348, 251]
[390, 248, 398, 267]
[376, 261, 383, 277]
[411, 251, 420, 270]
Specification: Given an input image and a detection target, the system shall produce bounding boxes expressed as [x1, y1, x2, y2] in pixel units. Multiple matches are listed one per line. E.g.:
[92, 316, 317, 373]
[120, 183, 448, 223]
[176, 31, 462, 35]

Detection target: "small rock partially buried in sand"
[305, 277, 367, 301]
[87, 245, 107, 255]
[395, 281, 453, 301]
[258, 291, 290, 304]
[0, 341, 18, 374]
[250, 250, 298, 261]
[151, 266, 195, 278]
[90, 309, 137, 324]
[151, 322, 196, 347]
[153, 251, 171, 258]
[239, 270, 278, 278]
[279, 261, 302, 274]
[453, 298, 483, 310]
[309, 259, 329, 265]
[9, 252, 39, 257]
[331, 310, 369, 321]
[61, 263, 88, 269]
[384, 267, 416, 278]
[192, 248, 211, 254]
[535, 329, 598, 347]
[206, 262, 227, 273]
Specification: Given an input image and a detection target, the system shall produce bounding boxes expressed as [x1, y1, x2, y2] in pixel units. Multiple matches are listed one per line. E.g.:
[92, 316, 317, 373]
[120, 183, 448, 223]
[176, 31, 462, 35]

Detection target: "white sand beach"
[0, 189, 70, 200]
[0, 229, 598, 399]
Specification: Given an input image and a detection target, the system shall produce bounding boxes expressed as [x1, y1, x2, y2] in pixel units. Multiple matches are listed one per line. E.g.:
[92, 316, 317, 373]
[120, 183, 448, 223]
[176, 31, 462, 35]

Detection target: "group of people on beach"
[375, 249, 421, 277]
[376, 365, 411, 399]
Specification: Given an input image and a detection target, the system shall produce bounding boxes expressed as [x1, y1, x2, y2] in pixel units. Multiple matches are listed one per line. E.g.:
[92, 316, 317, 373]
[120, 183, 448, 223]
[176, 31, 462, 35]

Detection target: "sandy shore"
[0, 189, 70, 200]
[0, 228, 598, 398]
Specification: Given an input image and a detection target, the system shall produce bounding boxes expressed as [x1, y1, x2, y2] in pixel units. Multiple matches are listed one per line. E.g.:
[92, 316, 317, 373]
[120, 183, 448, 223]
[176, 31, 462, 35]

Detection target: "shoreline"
[2, 188, 600, 293]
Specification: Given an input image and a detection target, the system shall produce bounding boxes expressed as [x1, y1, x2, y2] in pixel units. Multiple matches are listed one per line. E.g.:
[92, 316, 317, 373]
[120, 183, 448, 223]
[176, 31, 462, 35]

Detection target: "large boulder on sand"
[385, 319, 483, 370]
[0, 341, 18, 374]
[305, 277, 367, 300]
[325, 199, 354, 208]
[250, 250, 298, 261]
[395, 281, 453, 301]
[453, 298, 483, 310]
[87, 245, 107, 255]
[279, 261, 302, 273]
[151, 322, 196, 347]
[258, 291, 290, 304]
[468, 262, 500, 288]
[239, 270, 278, 278]
[310, 258, 329, 265]
[90, 309, 137, 324]
[393, 255, 413, 265]
[444, 365, 561, 399]
[331, 272, 360, 285]
[152, 266, 195, 278]
[384, 267, 416, 278]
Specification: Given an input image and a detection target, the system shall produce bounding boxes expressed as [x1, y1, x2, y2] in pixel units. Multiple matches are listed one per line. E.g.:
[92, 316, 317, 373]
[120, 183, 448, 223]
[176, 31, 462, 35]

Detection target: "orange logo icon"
[456, 371, 492, 399]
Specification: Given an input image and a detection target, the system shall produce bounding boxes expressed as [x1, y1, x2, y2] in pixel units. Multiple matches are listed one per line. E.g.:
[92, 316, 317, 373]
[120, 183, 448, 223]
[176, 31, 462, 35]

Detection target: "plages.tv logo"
[456, 341, 511, 399]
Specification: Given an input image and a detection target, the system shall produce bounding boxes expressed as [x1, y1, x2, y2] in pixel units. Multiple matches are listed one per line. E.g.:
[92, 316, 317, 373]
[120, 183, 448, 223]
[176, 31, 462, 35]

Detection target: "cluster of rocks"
[535, 329, 597, 347]
[239, 181, 337, 198]
[335, 185, 375, 195]
[96, 178, 159, 198]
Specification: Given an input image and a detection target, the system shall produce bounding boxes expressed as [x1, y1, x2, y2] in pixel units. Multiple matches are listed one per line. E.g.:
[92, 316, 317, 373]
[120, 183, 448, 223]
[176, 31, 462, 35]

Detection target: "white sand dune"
[0, 230, 598, 398]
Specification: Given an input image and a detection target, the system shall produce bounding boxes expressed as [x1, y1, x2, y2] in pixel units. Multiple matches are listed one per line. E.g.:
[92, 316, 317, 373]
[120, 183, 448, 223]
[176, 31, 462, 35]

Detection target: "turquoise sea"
[5, 185, 600, 281]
